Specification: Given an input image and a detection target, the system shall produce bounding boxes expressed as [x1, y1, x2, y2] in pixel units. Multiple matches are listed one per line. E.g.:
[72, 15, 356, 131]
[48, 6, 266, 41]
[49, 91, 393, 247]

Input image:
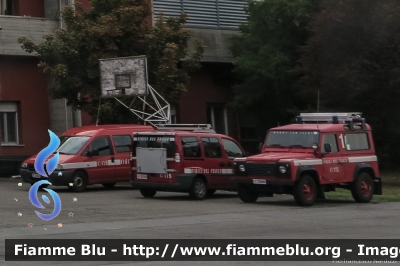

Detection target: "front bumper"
[232, 177, 294, 186]
[20, 168, 74, 186]
[231, 177, 294, 194]
[130, 174, 196, 192]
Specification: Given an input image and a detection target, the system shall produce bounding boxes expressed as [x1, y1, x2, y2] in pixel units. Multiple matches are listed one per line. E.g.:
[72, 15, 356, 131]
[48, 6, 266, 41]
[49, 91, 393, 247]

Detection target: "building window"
[1, 0, 13, 15]
[170, 106, 177, 124]
[207, 104, 228, 135]
[0, 102, 19, 144]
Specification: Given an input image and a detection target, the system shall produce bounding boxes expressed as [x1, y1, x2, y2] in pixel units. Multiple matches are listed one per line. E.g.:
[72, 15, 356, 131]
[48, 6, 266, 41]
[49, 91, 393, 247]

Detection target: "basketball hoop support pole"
[99, 56, 170, 126]
[113, 84, 170, 126]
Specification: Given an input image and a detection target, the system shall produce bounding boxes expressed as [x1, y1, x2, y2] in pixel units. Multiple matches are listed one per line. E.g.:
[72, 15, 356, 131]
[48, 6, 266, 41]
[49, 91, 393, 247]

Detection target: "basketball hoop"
[99, 56, 170, 126]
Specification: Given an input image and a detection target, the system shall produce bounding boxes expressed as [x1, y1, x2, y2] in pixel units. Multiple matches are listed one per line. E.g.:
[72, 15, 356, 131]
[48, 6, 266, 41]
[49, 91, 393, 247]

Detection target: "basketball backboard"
[99, 56, 148, 97]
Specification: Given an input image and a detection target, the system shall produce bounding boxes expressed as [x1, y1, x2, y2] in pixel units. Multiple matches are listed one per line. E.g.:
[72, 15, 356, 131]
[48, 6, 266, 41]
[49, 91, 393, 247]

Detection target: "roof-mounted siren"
[156, 124, 216, 133]
[296, 112, 366, 130]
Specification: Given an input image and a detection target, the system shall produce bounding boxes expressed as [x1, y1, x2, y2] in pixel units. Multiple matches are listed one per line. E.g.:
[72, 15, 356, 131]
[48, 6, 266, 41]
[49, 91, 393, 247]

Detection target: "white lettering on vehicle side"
[329, 167, 340, 173]
[183, 168, 234, 174]
[56, 159, 131, 170]
[322, 158, 349, 164]
[293, 156, 376, 167]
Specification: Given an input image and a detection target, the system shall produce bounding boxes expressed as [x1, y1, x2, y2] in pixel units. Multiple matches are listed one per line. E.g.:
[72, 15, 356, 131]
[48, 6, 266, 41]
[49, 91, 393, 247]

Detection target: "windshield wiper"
[54, 151, 68, 154]
[289, 144, 307, 148]
[268, 144, 286, 148]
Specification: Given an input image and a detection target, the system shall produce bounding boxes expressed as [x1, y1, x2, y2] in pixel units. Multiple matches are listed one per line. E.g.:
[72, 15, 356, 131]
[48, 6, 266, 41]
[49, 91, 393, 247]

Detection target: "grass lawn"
[326, 170, 400, 203]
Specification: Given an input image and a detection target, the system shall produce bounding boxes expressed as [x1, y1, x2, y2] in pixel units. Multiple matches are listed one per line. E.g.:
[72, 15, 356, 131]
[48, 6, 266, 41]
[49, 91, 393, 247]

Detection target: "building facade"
[0, 0, 253, 176]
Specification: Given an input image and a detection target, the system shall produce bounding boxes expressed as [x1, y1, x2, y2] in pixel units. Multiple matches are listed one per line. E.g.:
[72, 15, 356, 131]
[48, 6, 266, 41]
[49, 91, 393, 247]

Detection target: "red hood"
[24, 154, 76, 164]
[244, 152, 315, 163]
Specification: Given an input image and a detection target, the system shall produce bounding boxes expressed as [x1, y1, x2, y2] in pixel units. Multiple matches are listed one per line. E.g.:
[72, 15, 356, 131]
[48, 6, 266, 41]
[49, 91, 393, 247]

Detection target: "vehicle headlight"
[55, 164, 63, 170]
[239, 164, 246, 172]
[279, 165, 287, 174]
[21, 162, 28, 168]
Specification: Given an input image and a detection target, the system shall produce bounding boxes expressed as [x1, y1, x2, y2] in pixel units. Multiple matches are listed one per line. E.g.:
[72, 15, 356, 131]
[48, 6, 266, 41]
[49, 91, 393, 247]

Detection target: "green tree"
[299, 0, 400, 163]
[230, 0, 320, 131]
[18, 0, 203, 123]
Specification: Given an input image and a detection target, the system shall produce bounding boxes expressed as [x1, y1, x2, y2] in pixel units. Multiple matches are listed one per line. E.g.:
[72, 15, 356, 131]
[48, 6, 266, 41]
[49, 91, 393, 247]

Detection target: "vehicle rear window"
[181, 136, 201, 158]
[201, 137, 222, 158]
[133, 135, 175, 157]
[344, 133, 369, 150]
[113, 135, 132, 152]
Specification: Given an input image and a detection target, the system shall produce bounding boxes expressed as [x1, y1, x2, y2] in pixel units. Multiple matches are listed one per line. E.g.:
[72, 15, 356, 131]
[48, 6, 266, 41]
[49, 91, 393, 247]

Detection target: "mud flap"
[373, 178, 382, 195]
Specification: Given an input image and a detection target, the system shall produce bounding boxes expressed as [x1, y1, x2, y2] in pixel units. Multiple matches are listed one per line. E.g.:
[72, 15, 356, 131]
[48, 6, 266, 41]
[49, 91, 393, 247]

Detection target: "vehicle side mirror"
[324, 143, 332, 153]
[258, 142, 263, 152]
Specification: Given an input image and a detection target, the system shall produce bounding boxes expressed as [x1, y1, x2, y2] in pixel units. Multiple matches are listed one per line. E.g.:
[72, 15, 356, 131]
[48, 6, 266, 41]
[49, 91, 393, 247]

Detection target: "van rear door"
[133, 134, 178, 184]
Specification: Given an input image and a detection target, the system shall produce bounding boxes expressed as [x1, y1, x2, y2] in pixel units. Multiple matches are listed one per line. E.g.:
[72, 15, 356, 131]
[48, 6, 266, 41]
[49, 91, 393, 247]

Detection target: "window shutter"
[153, 0, 248, 28]
[0, 102, 17, 112]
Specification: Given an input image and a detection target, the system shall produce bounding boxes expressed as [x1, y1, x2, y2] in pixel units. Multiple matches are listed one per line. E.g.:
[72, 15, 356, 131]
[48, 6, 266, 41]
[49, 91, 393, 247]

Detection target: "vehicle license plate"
[253, 179, 267, 185]
[32, 173, 41, 178]
[137, 174, 148, 180]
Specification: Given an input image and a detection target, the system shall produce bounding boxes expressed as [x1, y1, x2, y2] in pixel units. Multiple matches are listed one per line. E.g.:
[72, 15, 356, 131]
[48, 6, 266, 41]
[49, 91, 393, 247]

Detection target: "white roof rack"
[298, 113, 362, 123]
[155, 124, 216, 133]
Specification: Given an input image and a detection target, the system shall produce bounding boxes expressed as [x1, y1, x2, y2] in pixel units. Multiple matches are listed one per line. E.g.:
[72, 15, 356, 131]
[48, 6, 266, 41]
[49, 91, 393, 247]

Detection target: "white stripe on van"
[60, 162, 98, 169]
[292, 156, 376, 167]
[183, 168, 234, 175]
[348, 156, 377, 163]
[293, 159, 323, 166]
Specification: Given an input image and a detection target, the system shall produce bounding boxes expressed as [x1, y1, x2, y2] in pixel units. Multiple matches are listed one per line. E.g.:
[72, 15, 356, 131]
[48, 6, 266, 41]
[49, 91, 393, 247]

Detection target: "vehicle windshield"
[57, 136, 91, 155]
[133, 135, 175, 157]
[265, 131, 320, 148]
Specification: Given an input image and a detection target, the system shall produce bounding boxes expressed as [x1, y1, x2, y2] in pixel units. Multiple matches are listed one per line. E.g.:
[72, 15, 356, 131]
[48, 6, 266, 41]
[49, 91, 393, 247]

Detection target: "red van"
[20, 124, 153, 192]
[130, 125, 246, 199]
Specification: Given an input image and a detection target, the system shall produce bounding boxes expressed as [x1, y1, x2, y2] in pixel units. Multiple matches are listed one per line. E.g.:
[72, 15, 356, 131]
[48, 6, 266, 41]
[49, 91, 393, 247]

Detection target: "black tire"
[139, 188, 157, 198]
[70, 171, 88, 192]
[294, 175, 317, 206]
[102, 183, 116, 188]
[39, 184, 49, 190]
[207, 189, 216, 196]
[189, 178, 207, 200]
[31, 183, 49, 189]
[237, 185, 258, 203]
[351, 172, 374, 203]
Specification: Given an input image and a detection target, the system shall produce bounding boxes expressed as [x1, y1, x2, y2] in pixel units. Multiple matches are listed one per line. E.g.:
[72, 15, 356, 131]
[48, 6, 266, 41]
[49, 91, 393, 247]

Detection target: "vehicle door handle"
[111, 157, 115, 163]
[219, 162, 225, 167]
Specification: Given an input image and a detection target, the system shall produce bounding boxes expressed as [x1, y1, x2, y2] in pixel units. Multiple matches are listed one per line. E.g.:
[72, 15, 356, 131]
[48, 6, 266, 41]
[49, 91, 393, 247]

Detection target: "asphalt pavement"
[1, 177, 399, 266]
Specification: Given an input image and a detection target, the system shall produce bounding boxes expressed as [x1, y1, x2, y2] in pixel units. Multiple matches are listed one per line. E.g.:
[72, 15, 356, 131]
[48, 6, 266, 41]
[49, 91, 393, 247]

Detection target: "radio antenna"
[317, 88, 320, 128]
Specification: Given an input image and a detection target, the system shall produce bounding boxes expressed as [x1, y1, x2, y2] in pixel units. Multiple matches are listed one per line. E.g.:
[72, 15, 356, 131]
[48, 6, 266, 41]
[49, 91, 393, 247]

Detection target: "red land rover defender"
[130, 124, 246, 200]
[232, 113, 382, 206]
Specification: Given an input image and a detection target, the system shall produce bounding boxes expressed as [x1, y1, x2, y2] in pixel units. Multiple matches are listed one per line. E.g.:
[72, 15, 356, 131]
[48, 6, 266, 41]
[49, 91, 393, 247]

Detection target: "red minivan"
[130, 125, 246, 199]
[20, 124, 153, 192]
